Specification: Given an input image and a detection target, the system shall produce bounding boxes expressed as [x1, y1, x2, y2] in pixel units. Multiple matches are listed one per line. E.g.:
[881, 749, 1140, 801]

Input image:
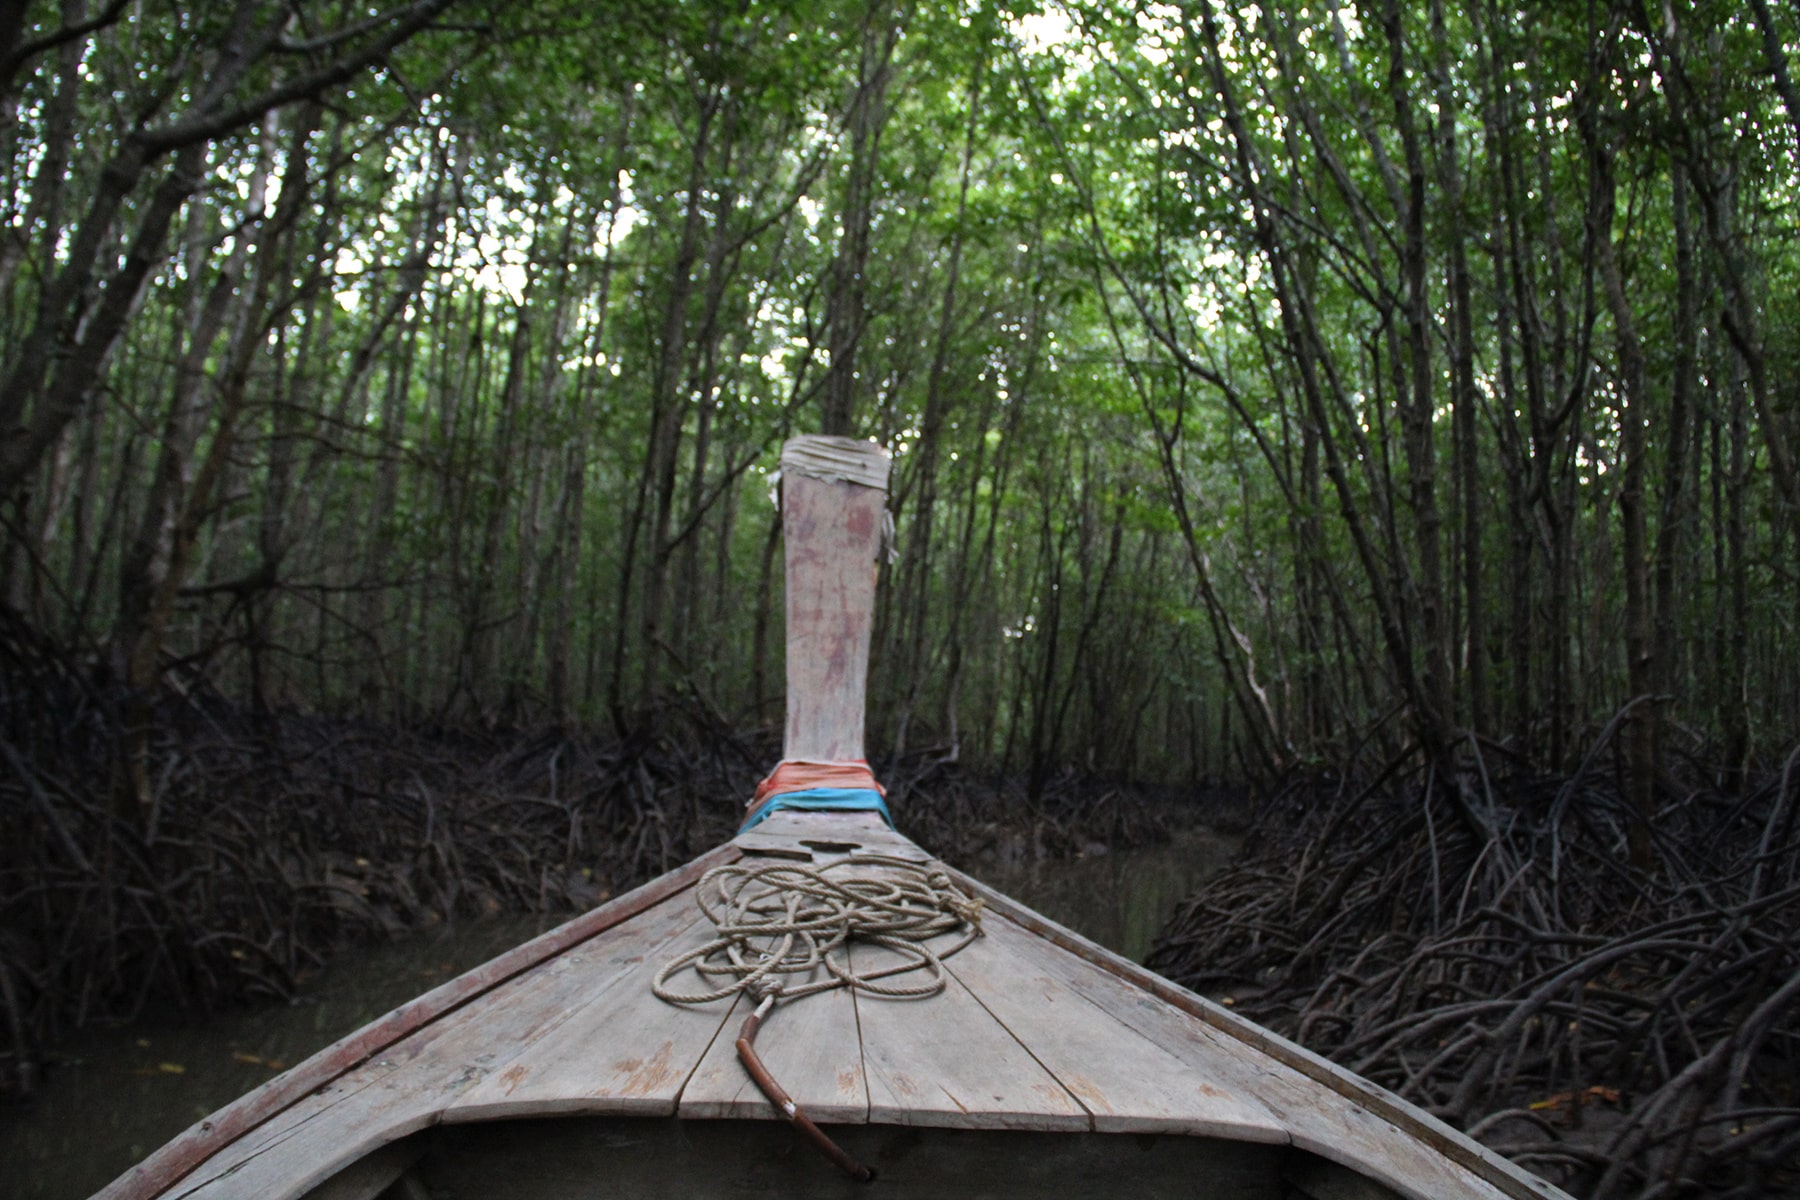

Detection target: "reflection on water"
[1, 826, 1236, 1200]
[972, 825, 1240, 964]
[0, 916, 554, 1200]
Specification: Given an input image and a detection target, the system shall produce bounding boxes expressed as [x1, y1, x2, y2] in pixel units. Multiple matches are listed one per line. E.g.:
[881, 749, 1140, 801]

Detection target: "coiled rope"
[653, 855, 985, 1179]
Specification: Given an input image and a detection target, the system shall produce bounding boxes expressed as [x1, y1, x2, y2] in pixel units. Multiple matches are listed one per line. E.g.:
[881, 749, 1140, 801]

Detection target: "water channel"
[2, 824, 1238, 1200]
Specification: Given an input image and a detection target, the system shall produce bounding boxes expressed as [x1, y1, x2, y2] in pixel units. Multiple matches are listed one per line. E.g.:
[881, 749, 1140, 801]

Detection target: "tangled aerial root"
[0, 605, 1178, 1101]
[0, 624, 742, 1099]
[1148, 741, 1800, 1200]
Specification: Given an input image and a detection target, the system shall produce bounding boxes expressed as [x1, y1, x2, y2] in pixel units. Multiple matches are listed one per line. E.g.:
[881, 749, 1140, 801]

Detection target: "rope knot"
[948, 893, 987, 930]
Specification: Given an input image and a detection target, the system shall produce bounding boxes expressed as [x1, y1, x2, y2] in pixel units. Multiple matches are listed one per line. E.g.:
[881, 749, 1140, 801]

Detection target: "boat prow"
[94, 435, 1570, 1200]
[96, 808, 1569, 1200]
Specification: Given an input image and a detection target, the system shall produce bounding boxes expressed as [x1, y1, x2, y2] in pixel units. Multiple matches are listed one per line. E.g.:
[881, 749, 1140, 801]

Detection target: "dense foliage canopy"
[2, 0, 1796, 794]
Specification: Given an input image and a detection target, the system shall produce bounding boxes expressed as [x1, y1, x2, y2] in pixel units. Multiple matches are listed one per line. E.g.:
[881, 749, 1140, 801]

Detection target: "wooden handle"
[780, 436, 890, 764]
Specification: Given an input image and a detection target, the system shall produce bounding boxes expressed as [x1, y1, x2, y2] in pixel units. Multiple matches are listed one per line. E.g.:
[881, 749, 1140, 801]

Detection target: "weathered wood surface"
[734, 807, 917, 859]
[940, 860, 1559, 1200]
[678, 983, 866, 1123]
[779, 437, 889, 763]
[100, 841, 738, 1200]
[853, 936, 1090, 1131]
[944, 911, 1287, 1141]
[112, 809, 1570, 1200]
[446, 906, 737, 1121]
[169, 888, 715, 1199]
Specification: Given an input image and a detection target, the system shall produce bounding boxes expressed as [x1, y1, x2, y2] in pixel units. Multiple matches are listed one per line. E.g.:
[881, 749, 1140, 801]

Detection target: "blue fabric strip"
[739, 787, 894, 833]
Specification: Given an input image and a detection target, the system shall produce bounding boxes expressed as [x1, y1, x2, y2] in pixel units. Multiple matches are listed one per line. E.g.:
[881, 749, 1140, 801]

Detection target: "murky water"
[1, 826, 1236, 1200]
[970, 824, 1239, 964]
[0, 917, 556, 1200]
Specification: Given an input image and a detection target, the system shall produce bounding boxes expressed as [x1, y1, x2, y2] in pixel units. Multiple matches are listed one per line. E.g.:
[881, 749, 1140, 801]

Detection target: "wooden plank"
[166, 1059, 420, 1200]
[679, 976, 868, 1123]
[736, 808, 915, 852]
[981, 933, 1498, 1199]
[444, 899, 738, 1121]
[728, 835, 816, 861]
[734, 821, 930, 870]
[780, 441, 888, 762]
[169, 892, 713, 1200]
[946, 913, 1288, 1142]
[107, 841, 740, 1200]
[851, 938, 1089, 1132]
[945, 866, 1554, 1200]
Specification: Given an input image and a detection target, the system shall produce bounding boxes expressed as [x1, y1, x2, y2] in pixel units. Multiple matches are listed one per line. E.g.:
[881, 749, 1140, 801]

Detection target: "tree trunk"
[1585, 92, 1657, 870]
[820, 1, 899, 436]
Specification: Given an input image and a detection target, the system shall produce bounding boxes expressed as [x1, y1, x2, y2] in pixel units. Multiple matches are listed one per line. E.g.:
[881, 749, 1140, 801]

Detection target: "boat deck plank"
[735, 808, 926, 861]
[1009, 905, 1518, 1200]
[679, 978, 867, 1123]
[947, 911, 1289, 1142]
[851, 938, 1090, 1132]
[445, 907, 737, 1121]
[170, 889, 711, 1199]
[122, 809, 1569, 1200]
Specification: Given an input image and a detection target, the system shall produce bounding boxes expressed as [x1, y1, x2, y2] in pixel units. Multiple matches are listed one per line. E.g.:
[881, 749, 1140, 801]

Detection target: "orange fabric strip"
[751, 759, 886, 806]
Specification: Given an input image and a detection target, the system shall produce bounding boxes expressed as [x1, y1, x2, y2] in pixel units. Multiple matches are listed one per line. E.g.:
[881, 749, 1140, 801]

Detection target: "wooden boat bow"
[95, 810, 1571, 1200]
[93, 437, 1573, 1200]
